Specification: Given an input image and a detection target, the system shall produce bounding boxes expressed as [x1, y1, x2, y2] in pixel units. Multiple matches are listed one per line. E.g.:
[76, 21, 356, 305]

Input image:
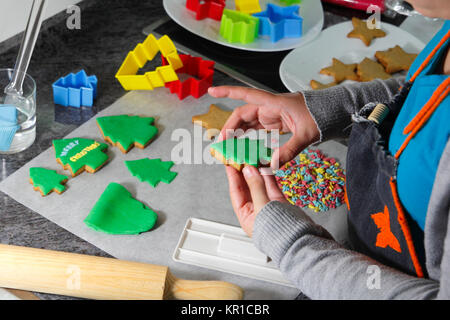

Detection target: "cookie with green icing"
[210, 137, 273, 170]
[96, 115, 158, 153]
[53, 138, 109, 176]
[84, 182, 158, 235]
[125, 158, 177, 188]
[29, 167, 68, 196]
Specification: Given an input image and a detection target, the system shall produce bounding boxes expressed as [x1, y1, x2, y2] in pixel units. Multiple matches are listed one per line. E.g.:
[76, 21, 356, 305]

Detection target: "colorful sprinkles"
[275, 148, 346, 212]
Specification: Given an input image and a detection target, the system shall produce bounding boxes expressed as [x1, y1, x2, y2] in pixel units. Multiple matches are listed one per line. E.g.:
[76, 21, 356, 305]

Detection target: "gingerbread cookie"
[125, 158, 178, 188]
[347, 17, 386, 46]
[84, 182, 158, 235]
[96, 115, 158, 153]
[210, 137, 273, 171]
[319, 58, 358, 83]
[29, 167, 68, 196]
[357, 58, 391, 82]
[310, 80, 337, 90]
[53, 138, 109, 176]
[375, 45, 418, 73]
[192, 104, 233, 140]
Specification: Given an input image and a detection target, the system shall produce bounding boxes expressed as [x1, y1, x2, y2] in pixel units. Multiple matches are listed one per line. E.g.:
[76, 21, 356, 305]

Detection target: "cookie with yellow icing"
[53, 138, 109, 176]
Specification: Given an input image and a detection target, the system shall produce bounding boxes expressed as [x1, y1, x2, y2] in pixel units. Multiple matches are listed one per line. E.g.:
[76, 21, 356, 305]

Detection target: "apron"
[345, 30, 450, 278]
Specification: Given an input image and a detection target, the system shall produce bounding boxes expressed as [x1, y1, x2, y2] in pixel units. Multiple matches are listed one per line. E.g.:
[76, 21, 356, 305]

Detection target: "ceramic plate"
[163, 0, 324, 52]
[279, 21, 426, 92]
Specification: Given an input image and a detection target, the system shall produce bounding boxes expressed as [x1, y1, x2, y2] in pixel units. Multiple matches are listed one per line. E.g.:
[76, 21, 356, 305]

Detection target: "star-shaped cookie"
[310, 80, 337, 90]
[347, 17, 386, 46]
[192, 104, 233, 140]
[375, 45, 418, 73]
[357, 58, 391, 82]
[320, 58, 358, 83]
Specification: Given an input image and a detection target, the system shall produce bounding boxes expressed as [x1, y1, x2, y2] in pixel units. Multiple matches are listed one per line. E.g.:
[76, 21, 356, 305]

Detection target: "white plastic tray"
[173, 217, 295, 287]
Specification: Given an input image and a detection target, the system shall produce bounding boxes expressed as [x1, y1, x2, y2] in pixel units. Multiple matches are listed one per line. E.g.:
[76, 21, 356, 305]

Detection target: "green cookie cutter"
[219, 9, 259, 44]
[280, 0, 302, 5]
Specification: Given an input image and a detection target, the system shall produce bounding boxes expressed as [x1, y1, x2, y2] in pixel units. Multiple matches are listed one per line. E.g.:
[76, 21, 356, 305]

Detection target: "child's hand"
[208, 86, 320, 168]
[226, 165, 287, 237]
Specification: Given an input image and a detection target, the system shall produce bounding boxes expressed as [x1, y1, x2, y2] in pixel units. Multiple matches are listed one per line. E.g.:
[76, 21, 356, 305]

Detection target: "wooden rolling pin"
[0, 244, 244, 300]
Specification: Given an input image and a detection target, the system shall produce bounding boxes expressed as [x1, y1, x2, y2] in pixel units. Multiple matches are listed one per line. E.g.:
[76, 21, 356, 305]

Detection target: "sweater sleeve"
[427, 140, 450, 299]
[253, 201, 443, 299]
[301, 77, 404, 141]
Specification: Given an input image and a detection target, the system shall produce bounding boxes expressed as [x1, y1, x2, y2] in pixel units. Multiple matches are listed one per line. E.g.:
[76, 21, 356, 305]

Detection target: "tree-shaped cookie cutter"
[253, 3, 303, 43]
[235, 0, 262, 14]
[162, 54, 215, 100]
[219, 9, 259, 44]
[186, 0, 226, 21]
[52, 70, 98, 108]
[115, 34, 183, 91]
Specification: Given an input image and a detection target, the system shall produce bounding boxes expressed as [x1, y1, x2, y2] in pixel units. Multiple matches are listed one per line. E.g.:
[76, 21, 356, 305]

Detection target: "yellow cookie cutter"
[235, 0, 262, 14]
[115, 34, 183, 90]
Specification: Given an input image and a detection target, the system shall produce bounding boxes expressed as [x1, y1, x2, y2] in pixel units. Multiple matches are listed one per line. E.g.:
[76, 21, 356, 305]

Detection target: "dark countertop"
[0, 0, 404, 300]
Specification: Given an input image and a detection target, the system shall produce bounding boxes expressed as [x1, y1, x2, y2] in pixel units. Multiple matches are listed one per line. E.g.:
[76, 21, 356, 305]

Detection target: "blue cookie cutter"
[253, 4, 303, 43]
[52, 70, 98, 108]
[0, 105, 20, 151]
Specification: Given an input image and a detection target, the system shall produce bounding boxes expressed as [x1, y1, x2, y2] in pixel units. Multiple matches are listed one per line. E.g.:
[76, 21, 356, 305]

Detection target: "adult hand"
[208, 86, 320, 169]
[226, 165, 287, 237]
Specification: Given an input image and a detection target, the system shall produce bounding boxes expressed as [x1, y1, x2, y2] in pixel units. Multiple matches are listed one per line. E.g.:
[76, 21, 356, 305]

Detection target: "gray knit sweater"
[253, 78, 450, 299]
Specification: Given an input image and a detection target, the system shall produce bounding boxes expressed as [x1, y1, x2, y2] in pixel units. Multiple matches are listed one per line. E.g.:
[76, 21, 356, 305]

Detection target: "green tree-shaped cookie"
[96, 115, 158, 153]
[29, 167, 68, 196]
[53, 138, 109, 176]
[84, 182, 158, 235]
[125, 158, 177, 188]
[210, 137, 273, 170]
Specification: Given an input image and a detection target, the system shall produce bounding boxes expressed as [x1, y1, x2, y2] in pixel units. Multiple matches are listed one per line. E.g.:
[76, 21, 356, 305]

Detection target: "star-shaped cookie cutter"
[235, 0, 262, 14]
[253, 4, 303, 43]
[162, 54, 215, 100]
[115, 34, 183, 91]
[219, 9, 259, 44]
[52, 70, 98, 108]
[186, 0, 226, 21]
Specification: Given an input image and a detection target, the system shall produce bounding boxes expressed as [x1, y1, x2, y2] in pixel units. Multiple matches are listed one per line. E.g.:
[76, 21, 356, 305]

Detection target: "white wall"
[0, 0, 82, 43]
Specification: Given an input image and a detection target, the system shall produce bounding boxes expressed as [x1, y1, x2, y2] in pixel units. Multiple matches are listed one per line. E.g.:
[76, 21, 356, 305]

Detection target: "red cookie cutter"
[162, 54, 215, 100]
[186, 0, 226, 21]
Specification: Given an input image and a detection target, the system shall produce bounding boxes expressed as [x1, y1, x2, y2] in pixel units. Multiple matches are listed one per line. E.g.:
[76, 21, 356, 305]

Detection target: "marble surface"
[0, 0, 405, 300]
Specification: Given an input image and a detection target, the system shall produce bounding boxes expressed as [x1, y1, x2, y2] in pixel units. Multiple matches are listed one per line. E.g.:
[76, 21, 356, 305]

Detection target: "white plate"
[163, 0, 324, 52]
[279, 21, 426, 92]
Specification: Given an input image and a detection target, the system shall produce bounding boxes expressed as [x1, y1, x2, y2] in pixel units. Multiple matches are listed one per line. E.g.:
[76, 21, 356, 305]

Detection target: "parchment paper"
[0, 89, 348, 299]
